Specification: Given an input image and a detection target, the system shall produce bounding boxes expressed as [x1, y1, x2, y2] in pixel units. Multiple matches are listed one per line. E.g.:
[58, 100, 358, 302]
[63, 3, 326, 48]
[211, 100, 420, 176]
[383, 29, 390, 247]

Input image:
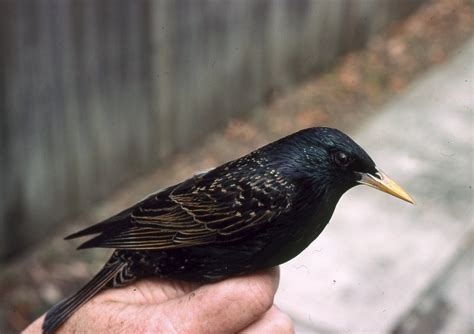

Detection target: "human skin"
[23, 268, 294, 333]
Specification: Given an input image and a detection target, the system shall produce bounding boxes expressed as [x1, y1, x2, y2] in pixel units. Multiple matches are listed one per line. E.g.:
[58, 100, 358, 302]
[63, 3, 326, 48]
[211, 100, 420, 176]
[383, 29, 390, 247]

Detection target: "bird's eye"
[333, 151, 350, 167]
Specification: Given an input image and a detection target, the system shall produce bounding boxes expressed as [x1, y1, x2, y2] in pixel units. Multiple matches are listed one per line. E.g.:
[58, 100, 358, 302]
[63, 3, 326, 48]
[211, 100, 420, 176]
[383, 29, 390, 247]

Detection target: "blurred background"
[0, 0, 472, 333]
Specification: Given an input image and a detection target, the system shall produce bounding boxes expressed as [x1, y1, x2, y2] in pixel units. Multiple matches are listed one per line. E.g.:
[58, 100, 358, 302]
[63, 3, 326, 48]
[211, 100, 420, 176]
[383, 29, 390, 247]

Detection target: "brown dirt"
[1, 0, 473, 332]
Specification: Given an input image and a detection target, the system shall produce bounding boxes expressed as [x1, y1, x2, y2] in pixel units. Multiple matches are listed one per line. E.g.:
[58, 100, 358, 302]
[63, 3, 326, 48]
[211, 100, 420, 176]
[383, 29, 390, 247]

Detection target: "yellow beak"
[358, 168, 415, 204]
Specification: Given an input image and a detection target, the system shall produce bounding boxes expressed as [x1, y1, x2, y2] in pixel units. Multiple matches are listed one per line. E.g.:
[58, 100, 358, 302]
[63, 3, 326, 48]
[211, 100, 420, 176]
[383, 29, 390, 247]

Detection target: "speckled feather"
[70, 150, 296, 250]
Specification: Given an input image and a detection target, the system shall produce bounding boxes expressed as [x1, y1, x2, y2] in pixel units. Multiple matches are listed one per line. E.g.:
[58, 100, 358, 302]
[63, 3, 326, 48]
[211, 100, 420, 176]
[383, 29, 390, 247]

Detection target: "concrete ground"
[275, 39, 473, 333]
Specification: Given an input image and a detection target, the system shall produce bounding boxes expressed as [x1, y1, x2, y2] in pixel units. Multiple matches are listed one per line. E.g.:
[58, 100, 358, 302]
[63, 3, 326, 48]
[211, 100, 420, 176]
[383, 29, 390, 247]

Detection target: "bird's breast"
[257, 201, 337, 267]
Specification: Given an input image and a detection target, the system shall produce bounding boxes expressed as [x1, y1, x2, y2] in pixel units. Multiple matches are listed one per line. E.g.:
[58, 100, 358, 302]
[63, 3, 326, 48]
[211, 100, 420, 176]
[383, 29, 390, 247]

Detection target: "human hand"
[23, 267, 294, 333]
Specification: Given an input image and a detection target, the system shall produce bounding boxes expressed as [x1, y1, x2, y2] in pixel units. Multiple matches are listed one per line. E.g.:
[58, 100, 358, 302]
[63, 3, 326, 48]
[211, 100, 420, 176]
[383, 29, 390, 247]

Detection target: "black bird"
[43, 127, 413, 333]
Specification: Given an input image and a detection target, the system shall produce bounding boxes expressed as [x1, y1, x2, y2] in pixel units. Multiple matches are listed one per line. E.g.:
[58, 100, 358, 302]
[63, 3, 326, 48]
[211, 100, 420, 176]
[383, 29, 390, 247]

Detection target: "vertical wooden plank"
[0, 0, 16, 260]
[150, 0, 177, 159]
[85, 0, 108, 195]
[55, 0, 78, 212]
[123, 0, 153, 170]
[16, 0, 46, 250]
[72, 0, 97, 206]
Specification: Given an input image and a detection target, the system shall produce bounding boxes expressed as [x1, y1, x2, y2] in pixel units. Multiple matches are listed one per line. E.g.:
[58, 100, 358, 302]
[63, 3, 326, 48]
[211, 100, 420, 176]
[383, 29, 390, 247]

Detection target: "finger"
[28, 279, 201, 333]
[96, 277, 200, 304]
[49, 299, 155, 333]
[150, 267, 280, 333]
[239, 305, 294, 334]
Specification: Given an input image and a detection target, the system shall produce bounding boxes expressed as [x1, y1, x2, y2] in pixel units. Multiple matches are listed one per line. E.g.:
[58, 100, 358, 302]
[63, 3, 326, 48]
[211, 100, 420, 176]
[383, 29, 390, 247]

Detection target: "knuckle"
[266, 306, 294, 333]
[147, 313, 180, 334]
[244, 278, 274, 314]
[275, 312, 294, 333]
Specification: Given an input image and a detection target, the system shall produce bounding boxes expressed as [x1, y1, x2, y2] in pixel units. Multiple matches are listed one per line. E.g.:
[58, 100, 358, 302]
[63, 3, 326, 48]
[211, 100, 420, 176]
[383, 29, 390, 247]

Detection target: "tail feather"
[42, 260, 126, 333]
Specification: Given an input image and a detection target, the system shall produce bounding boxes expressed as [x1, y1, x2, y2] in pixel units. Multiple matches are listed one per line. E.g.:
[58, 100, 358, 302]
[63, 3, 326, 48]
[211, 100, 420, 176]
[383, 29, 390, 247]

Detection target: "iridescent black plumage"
[43, 127, 407, 333]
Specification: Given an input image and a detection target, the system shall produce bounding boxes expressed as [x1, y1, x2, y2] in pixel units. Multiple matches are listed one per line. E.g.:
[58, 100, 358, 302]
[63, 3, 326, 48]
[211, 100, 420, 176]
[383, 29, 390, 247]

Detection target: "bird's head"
[275, 127, 414, 204]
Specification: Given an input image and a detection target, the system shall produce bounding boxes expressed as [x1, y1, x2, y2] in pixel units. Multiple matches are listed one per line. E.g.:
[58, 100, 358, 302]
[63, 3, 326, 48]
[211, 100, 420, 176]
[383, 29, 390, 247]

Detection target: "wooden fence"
[0, 0, 423, 260]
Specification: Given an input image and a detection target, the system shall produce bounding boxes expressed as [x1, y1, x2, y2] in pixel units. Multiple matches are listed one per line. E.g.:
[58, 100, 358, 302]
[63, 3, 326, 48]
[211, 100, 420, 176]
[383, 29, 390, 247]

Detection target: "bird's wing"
[70, 167, 295, 250]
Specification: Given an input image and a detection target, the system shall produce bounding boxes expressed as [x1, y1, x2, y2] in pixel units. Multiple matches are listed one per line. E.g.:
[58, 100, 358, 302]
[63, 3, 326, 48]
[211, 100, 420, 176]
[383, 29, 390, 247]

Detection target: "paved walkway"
[275, 39, 473, 333]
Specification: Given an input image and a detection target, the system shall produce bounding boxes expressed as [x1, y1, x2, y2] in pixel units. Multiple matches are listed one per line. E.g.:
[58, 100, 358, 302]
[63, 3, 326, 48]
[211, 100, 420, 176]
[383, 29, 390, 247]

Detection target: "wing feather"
[72, 159, 295, 250]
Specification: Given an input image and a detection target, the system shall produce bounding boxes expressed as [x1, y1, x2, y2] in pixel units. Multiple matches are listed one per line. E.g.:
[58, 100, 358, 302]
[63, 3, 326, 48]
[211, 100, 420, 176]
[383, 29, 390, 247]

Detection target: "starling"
[43, 127, 413, 333]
